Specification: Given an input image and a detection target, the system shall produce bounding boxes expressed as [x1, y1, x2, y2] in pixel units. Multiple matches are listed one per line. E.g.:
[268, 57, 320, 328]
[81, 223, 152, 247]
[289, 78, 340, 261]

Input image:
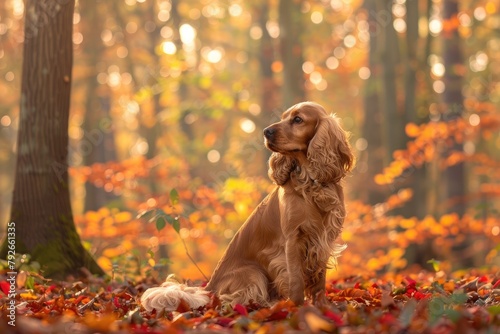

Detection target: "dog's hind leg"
[211, 265, 271, 306]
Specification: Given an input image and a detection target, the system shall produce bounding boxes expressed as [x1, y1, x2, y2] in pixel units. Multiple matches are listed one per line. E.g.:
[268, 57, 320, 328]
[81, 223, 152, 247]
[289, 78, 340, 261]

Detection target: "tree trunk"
[403, 0, 438, 268]
[259, 1, 280, 118]
[279, 0, 306, 106]
[0, 0, 104, 279]
[360, 0, 387, 205]
[378, 0, 405, 158]
[442, 0, 466, 216]
[400, 0, 426, 219]
[80, 0, 117, 211]
[257, 1, 280, 164]
[143, 0, 162, 195]
[442, 0, 470, 267]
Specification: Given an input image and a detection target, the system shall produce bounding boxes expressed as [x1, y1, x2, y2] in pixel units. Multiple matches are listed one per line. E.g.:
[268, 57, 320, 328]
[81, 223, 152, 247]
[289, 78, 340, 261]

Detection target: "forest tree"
[0, 0, 103, 278]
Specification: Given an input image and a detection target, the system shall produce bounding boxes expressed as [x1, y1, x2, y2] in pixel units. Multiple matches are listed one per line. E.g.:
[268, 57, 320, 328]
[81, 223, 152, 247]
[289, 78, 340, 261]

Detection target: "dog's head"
[264, 102, 354, 185]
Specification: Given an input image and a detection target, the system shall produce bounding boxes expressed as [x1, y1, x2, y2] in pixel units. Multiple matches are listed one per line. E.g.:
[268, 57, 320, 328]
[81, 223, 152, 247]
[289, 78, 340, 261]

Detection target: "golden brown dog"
[141, 101, 354, 311]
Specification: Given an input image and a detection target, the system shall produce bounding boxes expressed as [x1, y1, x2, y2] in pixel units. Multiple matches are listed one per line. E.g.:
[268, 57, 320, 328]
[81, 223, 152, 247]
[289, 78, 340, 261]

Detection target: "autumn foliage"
[63, 106, 500, 281]
[1, 268, 500, 333]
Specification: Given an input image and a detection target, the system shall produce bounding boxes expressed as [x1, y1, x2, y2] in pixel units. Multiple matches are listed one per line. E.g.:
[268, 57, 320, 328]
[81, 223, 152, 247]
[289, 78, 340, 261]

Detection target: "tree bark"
[279, 0, 306, 106]
[360, 0, 387, 205]
[442, 0, 470, 267]
[0, 0, 104, 279]
[80, 0, 117, 211]
[257, 1, 280, 164]
[143, 0, 163, 195]
[442, 0, 466, 216]
[400, 0, 426, 219]
[403, 0, 439, 268]
[378, 0, 405, 158]
[259, 1, 280, 117]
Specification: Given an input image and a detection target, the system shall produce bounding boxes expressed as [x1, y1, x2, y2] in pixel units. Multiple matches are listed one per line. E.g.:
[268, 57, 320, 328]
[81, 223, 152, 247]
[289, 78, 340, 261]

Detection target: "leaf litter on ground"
[0, 269, 499, 333]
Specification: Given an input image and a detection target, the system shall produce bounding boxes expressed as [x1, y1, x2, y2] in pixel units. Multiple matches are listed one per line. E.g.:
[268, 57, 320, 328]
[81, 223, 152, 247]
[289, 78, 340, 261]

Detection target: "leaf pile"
[0, 270, 499, 333]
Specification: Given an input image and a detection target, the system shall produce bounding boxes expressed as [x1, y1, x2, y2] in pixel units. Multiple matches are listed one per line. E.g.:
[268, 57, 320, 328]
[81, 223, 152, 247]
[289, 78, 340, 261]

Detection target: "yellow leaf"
[367, 258, 383, 271]
[388, 248, 405, 259]
[114, 211, 132, 223]
[20, 292, 38, 300]
[405, 123, 420, 137]
[440, 213, 458, 226]
[342, 230, 353, 242]
[103, 247, 123, 258]
[102, 216, 114, 226]
[304, 312, 335, 332]
[443, 281, 455, 292]
[121, 239, 133, 251]
[398, 189, 413, 201]
[98, 207, 110, 217]
[431, 224, 445, 236]
[85, 211, 101, 223]
[97, 256, 112, 271]
[393, 258, 407, 269]
[83, 313, 118, 332]
[404, 229, 418, 241]
[422, 215, 437, 228]
[374, 174, 389, 185]
[399, 218, 416, 229]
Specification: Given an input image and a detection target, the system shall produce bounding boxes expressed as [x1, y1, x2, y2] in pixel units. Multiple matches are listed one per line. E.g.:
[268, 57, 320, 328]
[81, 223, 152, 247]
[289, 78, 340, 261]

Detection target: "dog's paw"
[289, 291, 305, 306]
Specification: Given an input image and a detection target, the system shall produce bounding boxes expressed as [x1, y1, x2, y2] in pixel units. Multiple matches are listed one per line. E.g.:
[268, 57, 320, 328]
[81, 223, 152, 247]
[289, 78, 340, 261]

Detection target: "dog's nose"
[264, 127, 275, 139]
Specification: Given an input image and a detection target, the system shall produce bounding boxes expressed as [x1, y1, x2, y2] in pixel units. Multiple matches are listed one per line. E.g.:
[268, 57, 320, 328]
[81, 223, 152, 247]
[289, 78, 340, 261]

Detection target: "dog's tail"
[140, 275, 210, 312]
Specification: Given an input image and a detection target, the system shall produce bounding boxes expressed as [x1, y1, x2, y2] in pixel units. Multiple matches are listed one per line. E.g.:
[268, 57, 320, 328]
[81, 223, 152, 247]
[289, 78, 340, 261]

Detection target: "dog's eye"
[293, 116, 303, 124]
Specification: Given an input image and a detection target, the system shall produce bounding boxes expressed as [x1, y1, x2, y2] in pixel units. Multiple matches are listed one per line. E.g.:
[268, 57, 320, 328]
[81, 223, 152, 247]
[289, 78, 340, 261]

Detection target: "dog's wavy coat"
[141, 102, 354, 312]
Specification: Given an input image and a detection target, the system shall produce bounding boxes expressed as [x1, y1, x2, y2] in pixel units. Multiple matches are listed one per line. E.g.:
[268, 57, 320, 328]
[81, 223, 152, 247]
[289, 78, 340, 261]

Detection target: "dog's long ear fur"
[307, 116, 354, 184]
[268, 152, 295, 185]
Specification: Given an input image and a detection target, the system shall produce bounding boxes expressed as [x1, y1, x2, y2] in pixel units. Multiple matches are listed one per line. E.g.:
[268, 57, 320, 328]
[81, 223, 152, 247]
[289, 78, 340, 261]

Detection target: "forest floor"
[0, 269, 499, 333]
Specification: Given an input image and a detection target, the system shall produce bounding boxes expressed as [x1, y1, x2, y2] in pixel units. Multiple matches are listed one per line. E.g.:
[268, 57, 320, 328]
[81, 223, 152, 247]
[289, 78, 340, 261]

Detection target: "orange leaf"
[388, 248, 405, 259]
[405, 123, 420, 137]
[20, 292, 38, 300]
[374, 174, 389, 185]
[114, 211, 132, 223]
[404, 229, 418, 241]
[440, 213, 458, 226]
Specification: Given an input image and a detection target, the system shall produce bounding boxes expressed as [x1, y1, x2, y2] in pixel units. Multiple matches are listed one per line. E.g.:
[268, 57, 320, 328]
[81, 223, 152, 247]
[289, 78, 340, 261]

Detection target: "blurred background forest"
[0, 0, 499, 280]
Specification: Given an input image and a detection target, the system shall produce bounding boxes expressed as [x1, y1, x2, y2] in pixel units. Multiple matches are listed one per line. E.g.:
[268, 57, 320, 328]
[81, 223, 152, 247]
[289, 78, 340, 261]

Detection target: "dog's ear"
[268, 152, 295, 185]
[307, 116, 354, 184]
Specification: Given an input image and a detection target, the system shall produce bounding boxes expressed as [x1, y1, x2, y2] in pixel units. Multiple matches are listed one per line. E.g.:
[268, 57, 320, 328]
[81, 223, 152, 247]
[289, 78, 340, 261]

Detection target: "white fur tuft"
[141, 279, 210, 312]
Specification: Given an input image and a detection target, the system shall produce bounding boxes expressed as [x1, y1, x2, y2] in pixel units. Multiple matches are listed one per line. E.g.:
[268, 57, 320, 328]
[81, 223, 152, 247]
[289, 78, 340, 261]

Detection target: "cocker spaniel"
[141, 101, 354, 311]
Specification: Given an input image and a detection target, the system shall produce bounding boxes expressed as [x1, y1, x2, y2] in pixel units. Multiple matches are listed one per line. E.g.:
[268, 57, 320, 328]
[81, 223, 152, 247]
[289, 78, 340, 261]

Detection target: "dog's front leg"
[285, 237, 305, 305]
[280, 186, 306, 305]
[309, 267, 327, 307]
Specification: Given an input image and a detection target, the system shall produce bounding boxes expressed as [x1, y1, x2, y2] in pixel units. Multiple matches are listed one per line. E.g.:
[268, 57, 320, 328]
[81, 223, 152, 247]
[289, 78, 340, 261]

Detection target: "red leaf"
[0, 281, 11, 295]
[405, 288, 416, 297]
[405, 276, 417, 287]
[46, 285, 57, 294]
[379, 313, 397, 325]
[324, 310, 344, 326]
[268, 310, 289, 321]
[413, 291, 430, 300]
[478, 276, 488, 283]
[216, 317, 234, 327]
[233, 303, 248, 316]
